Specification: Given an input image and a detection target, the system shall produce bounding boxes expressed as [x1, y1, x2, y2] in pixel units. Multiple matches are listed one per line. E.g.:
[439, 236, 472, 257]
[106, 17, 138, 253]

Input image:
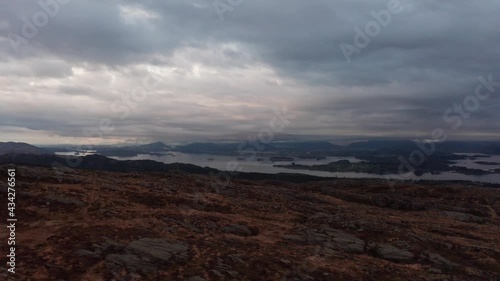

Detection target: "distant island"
[276, 157, 497, 176]
[475, 161, 500, 166]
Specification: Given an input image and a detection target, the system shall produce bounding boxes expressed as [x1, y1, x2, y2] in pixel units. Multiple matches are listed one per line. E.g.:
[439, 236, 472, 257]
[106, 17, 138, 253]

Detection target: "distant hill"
[175, 142, 244, 154]
[0, 142, 52, 156]
[348, 140, 500, 154]
[438, 141, 500, 154]
[0, 153, 213, 173]
[270, 141, 341, 151]
[97, 141, 172, 156]
[175, 141, 341, 154]
[131, 141, 171, 152]
[0, 153, 330, 183]
[348, 140, 416, 151]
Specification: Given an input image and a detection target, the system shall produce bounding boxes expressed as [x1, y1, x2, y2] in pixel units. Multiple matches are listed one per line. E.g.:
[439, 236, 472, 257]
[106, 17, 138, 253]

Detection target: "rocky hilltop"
[0, 166, 499, 281]
[0, 142, 52, 156]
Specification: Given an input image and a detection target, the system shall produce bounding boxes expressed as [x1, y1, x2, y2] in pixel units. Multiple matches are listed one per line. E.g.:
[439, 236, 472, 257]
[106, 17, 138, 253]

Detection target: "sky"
[1, 0, 499, 145]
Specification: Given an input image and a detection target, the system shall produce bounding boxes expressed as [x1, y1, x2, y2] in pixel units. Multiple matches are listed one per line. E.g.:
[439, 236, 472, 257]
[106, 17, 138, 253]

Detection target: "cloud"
[0, 0, 499, 144]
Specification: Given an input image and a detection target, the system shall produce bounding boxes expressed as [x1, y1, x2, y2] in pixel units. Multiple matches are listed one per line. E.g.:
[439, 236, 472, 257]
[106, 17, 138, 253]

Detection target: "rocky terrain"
[0, 165, 499, 281]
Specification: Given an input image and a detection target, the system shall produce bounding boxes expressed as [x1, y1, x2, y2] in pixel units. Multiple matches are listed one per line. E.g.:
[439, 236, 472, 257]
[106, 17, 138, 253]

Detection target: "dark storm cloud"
[1, 0, 500, 143]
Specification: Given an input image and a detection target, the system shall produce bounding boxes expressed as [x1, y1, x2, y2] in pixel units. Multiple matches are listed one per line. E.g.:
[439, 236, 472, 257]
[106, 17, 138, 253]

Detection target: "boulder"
[187, 277, 206, 281]
[105, 253, 157, 273]
[222, 224, 253, 236]
[427, 252, 457, 272]
[104, 238, 190, 274]
[283, 235, 307, 243]
[125, 238, 189, 264]
[443, 211, 485, 223]
[42, 195, 85, 207]
[376, 244, 414, 262]
[326, 229, 365, 254]
[74, 249, 100, 259]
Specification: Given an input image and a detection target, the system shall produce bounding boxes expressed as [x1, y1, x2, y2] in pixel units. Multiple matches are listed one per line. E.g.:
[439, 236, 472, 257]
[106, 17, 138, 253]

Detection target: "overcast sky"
[1, 0, 499, 145]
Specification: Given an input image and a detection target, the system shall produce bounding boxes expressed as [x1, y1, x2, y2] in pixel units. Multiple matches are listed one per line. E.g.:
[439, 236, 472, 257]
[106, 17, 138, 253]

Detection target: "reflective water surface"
[102, 152, 500, 184]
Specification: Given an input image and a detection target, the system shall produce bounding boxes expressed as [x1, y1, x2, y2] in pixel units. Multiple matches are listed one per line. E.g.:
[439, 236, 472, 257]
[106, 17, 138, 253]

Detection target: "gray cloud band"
[2, 1, 500, 142]
[9, 0, 71, 54]
[339, 0, 403, 63]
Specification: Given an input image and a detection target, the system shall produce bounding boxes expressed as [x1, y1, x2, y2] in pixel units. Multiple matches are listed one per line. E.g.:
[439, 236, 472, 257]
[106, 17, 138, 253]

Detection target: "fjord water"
[104, 152, 500, 184]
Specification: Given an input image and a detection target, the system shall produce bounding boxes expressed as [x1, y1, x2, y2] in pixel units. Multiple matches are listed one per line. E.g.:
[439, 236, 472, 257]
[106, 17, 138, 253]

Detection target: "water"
[56, 151, 97, 157]
[102, 152, 500, 184]
[451, 153, 500, 171]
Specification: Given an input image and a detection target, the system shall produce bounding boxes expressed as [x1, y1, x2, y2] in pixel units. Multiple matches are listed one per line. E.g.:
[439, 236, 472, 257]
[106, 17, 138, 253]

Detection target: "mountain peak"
[0, 142, 53, 155]
[135, 142, 171, 152]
